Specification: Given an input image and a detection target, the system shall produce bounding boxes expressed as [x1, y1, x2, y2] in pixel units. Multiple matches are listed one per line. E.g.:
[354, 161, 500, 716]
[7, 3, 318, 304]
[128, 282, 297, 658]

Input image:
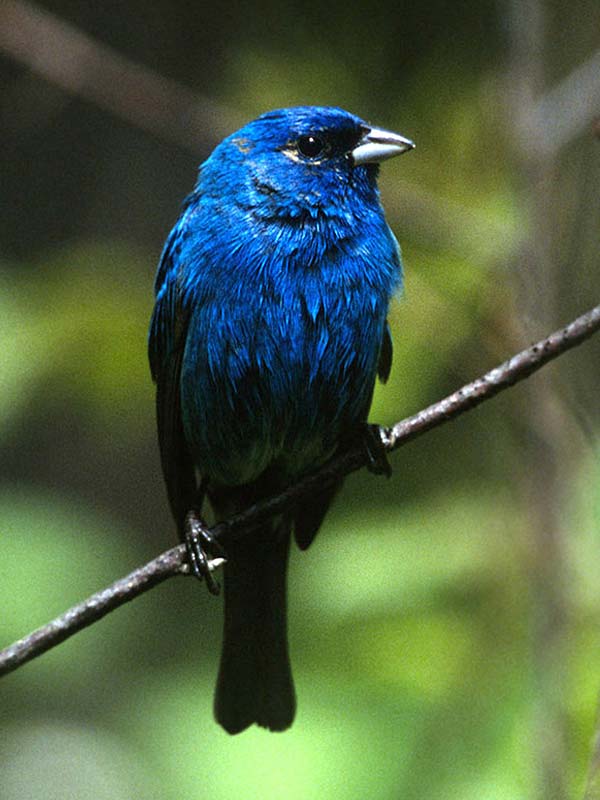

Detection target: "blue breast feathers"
[175, 186, 401, 486]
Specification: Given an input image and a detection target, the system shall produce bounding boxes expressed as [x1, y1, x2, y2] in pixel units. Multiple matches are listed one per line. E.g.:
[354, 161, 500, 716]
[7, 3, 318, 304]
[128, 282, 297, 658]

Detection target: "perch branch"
[0, 303, 599, 678]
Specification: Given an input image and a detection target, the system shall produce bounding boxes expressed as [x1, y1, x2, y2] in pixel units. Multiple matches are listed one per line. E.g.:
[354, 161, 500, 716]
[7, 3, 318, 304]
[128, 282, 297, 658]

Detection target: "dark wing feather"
[148, 230, 197, 533]
[377, 321, 393, 384]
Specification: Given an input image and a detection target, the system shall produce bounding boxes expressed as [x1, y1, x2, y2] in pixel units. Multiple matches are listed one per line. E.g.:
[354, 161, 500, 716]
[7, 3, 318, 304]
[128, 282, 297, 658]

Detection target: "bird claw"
[184, 511, 227, 595]
[363, 424, 393, 478]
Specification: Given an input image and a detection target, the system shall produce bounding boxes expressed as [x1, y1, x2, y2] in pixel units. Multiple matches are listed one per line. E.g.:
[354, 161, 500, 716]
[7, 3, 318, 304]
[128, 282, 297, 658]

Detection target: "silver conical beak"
[352, 127, 415, 165]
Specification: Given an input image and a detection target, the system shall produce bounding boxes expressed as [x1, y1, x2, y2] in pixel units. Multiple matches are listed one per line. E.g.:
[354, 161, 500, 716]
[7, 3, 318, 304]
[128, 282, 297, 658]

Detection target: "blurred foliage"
[0, 244, 153, 438]
[1, 1, 599, 799]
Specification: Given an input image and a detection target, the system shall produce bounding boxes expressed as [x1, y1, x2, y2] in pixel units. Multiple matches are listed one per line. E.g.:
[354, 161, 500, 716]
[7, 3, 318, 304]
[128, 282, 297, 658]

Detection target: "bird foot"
[184, 510, 227, 595]
[362, 424, 393, 478]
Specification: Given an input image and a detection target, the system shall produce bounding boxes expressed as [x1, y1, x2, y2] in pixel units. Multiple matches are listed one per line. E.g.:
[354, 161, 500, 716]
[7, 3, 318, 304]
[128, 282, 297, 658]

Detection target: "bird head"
[198, 106, 414, 224]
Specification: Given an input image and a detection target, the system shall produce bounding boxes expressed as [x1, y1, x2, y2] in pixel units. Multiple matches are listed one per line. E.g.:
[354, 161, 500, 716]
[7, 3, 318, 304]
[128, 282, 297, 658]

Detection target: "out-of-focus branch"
[0, 303, 598, 679]
[505, 0, 600, 160]
[529, 47, 600, 159]
[0, 0, 245, 149]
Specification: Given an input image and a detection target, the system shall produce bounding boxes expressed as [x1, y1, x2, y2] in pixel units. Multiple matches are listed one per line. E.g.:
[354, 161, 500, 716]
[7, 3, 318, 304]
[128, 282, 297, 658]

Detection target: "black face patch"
[286, 124, 366, 165]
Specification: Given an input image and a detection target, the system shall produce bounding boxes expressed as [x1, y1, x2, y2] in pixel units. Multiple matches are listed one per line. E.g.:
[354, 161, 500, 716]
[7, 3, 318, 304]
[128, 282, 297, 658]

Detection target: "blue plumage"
[149, 106, 413, 733]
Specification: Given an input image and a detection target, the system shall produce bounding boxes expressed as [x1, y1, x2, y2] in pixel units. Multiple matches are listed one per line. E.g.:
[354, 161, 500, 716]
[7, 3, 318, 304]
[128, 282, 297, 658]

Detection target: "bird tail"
[214, 521, 296, 734]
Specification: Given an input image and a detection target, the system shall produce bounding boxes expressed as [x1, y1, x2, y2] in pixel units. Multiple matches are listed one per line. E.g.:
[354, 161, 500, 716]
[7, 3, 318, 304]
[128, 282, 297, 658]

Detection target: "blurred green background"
[1, 1, 599, 799]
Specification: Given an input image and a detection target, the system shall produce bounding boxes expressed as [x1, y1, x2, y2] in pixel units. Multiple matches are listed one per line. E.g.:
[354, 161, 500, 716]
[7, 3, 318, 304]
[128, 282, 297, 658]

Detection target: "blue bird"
[148, 106, 414, 734]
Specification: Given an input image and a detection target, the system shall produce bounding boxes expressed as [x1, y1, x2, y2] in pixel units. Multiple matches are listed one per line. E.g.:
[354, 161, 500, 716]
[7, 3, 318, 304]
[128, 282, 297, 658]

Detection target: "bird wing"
[295, 319, 394, 550]
[148, 224, 198, 533]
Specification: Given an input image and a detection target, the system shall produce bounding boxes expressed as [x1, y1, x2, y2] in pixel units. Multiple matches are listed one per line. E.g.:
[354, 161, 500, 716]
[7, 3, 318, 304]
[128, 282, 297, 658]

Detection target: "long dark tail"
[214, 522, 296, 734]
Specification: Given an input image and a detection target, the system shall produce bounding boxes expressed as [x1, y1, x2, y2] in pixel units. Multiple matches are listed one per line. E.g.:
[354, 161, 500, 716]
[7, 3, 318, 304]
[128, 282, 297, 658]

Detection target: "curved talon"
[184, 511, 226, 595]
[363, 424, 393, 478]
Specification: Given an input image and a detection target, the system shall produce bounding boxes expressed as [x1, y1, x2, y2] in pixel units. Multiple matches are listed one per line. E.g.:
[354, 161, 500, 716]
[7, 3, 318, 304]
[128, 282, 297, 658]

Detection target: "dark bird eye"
[297, 134, 326, 159]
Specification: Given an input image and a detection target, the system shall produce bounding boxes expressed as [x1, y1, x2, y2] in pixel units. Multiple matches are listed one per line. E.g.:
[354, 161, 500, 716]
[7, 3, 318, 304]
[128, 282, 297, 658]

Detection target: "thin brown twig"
[0, 303, 598, 678]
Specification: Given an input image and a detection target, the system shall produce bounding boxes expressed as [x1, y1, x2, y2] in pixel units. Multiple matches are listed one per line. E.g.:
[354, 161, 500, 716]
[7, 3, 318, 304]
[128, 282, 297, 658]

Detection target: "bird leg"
[362, 424, 393, 478]
[183, 510, 227, 595]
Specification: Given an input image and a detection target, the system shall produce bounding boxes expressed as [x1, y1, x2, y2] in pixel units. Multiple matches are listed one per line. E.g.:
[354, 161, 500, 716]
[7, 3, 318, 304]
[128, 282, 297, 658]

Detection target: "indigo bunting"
[149, 106, 413, 734]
